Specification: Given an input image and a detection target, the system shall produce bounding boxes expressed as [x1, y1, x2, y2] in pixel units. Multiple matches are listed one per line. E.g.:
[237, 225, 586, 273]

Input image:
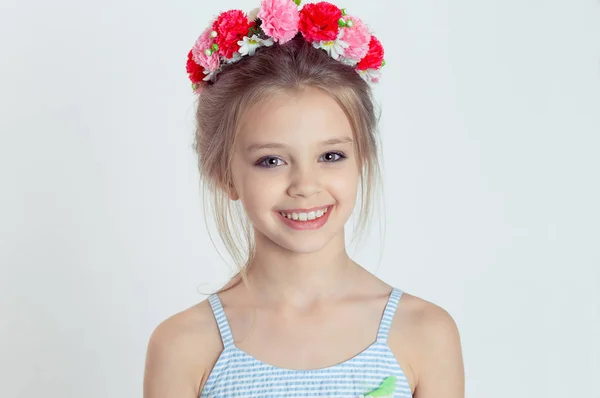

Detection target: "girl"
[144, 1, 464, 397]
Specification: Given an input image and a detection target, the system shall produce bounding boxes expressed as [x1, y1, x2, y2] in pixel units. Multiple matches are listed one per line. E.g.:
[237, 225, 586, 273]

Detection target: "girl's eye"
[256, 152, 346, 168]
[256, 156, 285, 168]
[320, 152, 346, 162]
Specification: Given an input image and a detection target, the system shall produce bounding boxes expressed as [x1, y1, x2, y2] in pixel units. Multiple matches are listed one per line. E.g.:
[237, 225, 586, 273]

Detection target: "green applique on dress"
[360, 375, 397, 397]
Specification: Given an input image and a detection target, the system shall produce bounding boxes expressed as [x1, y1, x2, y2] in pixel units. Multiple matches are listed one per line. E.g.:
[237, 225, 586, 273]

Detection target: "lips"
[276, 205, 333, 230]
[278, 206, 329, 222]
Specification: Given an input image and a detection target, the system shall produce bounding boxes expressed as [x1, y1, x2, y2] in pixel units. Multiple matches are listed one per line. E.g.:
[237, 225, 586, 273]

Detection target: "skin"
[144, 86, 465, 398]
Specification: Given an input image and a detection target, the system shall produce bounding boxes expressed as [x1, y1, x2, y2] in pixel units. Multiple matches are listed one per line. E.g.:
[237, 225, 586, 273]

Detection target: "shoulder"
[143, 299, 223, 398]
[388, 292, 465, 397]
[394, 292, 461, 341]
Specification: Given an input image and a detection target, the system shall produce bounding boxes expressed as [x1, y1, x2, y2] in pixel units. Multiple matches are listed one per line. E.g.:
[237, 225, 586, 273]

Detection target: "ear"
[221, 179, 239, 201]
[228, 185, 240, 201]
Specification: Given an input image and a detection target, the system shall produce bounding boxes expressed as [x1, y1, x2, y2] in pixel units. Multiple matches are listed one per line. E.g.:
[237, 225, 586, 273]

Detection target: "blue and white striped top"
[200, 287, 412, 398]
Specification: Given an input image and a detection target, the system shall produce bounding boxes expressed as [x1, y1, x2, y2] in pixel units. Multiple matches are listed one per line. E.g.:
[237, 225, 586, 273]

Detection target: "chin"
[273, 235, 338, 254]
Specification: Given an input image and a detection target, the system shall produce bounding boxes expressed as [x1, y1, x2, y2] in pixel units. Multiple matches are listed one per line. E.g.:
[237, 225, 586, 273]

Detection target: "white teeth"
[280, 207, 329, 222]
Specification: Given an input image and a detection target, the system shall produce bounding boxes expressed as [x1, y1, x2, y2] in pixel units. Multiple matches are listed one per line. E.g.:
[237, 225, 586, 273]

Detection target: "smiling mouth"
[277, 205, 331, 222]
[275, 205, 333, 231]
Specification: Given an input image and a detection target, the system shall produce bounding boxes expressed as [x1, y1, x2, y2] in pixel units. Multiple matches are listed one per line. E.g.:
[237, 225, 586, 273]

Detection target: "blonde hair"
[193, 35, 383, 293]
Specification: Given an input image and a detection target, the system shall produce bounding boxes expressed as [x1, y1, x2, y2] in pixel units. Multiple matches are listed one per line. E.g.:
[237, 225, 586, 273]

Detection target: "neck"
[245, 232, 359, 308]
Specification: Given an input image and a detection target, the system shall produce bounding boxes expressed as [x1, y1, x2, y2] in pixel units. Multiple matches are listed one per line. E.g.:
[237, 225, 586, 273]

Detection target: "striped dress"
[200, 287, 412, 398]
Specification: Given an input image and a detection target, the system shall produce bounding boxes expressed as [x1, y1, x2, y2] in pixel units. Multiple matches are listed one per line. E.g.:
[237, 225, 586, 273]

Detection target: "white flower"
[339, 56, 358, 67]
[356, 67, 382, 84]
[237, 34, 274, 56]
[202, 69, 218, 82]
[247, 7, 260, 22]
[312, 30, 349, 60]
[224, 52, 243, 64]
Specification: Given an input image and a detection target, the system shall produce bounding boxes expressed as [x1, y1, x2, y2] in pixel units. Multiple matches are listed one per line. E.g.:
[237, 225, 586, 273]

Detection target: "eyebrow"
[246, 136, 354, 153]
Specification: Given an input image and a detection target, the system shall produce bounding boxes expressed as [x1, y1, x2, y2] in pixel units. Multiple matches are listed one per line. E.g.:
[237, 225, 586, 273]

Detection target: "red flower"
[212, 10, 251, 59]
[298, 2, 342, 42]
[186, 50, 206, 83]
[356, 36, 384, 70]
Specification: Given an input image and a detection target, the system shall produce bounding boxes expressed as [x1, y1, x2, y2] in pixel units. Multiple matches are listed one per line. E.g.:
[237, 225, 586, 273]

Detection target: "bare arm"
[143, 303, 220, 398]
[143, 321, 200, 398]
[413, 305, 465, 398]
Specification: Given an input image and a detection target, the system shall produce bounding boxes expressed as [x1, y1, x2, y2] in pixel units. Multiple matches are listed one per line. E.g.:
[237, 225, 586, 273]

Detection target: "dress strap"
[208, 294, 235, 348]
[376, 287, 404, 343]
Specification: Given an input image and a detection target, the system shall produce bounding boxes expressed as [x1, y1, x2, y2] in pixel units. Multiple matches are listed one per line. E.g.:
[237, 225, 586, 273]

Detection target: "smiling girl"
[144, 1, 464, 397]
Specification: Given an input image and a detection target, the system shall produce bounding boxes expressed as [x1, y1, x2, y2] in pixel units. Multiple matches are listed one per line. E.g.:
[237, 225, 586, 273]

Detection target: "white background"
[1, 0, 599, 397]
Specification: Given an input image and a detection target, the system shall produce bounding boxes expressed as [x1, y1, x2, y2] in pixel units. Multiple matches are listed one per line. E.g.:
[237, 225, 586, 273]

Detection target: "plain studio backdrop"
[1, 0, 599, 397]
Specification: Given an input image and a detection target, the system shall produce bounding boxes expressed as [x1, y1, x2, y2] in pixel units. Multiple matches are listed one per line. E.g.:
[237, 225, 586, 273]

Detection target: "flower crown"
[186, 0, 385, 93]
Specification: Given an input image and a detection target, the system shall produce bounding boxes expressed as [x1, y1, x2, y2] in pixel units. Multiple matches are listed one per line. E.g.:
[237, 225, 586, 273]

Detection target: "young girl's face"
[229, 86, 360, 254]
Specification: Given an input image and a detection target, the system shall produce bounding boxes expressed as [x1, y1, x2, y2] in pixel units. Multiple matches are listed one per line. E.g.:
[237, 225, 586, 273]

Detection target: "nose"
[286, 163, 321, 198]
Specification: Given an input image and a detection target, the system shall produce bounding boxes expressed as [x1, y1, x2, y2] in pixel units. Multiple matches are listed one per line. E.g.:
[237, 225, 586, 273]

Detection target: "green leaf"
[365, 376, 397, 397]
[293, 0, 301, 5]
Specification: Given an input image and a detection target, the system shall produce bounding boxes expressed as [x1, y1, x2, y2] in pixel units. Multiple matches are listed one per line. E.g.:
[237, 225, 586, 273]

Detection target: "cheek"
[244, 177, 281, 204]
[327, 166, 360, 201]
[232, 167, 284, 212]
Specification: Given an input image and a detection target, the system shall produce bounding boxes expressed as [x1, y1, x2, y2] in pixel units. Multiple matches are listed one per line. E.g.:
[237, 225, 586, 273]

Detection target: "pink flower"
[191, 26, 220, 72]
[257, 0, 300, 44]
[340, 16, 371, 61]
